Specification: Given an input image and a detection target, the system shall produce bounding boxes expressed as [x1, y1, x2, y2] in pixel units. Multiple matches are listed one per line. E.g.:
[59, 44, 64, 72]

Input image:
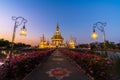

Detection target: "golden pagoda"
[39, 34, 47, 48]
[39, 23, 76, 48]
[51, 23, 64, 47]
[69, 35, 75, 48]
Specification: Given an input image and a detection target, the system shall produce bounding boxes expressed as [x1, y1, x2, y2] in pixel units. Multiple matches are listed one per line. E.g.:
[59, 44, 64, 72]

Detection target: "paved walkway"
[23, 49, 89, 80]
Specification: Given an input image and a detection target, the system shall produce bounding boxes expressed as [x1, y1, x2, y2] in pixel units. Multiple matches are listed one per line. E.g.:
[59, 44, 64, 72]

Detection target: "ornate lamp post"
[91, 22, 106, 50]
[7, 16, 27, 79]
[8, 16, 27, 66]
[9, 16, 27, 59]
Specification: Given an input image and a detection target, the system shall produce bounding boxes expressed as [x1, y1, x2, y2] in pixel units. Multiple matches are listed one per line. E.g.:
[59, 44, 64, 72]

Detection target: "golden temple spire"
[69, 34, 75, 48]
[42, 34, 44, 41]
[70, 34, 73, 40]
[56, 23, 59, 31]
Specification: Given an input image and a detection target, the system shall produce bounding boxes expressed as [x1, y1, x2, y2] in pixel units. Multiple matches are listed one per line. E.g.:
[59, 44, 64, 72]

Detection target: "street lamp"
[91, 22, 106, 50]
[20, 23, 27, 36]
[91, 28, 98, 40]
[7, 16, 27, 79]
[9, 16, 27, 62]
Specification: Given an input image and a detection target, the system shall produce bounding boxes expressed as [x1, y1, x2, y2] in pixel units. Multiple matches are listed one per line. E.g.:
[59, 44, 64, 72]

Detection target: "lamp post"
[91, 22, 107, 51]
[9, 16, 27, 60]
[7, 16, 27, 79]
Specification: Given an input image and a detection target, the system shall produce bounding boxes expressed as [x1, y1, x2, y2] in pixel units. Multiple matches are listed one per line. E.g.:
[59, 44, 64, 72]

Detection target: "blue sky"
[0, 0, 120, 45]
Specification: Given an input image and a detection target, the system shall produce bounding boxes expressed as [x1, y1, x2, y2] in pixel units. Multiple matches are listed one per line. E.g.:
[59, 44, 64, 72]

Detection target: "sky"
[0, 0, 120, 46]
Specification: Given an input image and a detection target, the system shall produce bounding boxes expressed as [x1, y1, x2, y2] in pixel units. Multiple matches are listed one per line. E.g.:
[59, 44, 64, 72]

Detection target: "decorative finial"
[42, 34, 44, 40]
[70, 34, 73, 40]
[56, 23, 59, 31]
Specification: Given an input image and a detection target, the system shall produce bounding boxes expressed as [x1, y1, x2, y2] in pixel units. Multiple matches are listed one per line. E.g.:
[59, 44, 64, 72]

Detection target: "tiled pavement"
[23, 49, 89, 80]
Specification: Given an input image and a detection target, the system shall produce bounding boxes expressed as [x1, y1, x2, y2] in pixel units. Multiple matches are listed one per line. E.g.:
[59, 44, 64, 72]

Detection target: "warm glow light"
[20, 28, 26, 36]
[92, 32, 98, 40]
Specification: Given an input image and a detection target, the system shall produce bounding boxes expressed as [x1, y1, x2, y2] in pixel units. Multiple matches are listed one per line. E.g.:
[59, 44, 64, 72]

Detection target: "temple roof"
[52, 34, 63, 39]
[51, 23, 64, 40]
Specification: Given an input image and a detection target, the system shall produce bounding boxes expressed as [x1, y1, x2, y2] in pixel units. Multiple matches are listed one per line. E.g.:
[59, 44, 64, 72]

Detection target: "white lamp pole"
[91, 22, 107, 50]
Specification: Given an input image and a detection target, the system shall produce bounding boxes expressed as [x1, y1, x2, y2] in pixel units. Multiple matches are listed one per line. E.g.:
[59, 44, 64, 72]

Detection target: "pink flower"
[90, 70, 94, 74]
[106, 61, 111, 65]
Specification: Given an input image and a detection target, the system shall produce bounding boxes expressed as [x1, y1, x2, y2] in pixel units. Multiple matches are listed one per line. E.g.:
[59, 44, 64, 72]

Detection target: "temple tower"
[39, 34, 47, 48]
[51, 23, 64, 47]
[69, 35, 75, 48]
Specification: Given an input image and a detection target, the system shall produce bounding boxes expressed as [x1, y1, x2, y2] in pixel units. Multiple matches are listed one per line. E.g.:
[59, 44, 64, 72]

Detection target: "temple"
[51, 23, 64, 47]
[68, 35, 75, 48]
[39, 23, 75, 48]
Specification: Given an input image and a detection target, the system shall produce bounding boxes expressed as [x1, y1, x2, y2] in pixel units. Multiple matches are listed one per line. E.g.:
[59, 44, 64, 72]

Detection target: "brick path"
[23, 49, 89, 80]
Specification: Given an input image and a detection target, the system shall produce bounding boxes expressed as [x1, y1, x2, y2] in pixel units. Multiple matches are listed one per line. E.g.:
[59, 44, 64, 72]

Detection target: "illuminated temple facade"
[39, 23, 75, 48]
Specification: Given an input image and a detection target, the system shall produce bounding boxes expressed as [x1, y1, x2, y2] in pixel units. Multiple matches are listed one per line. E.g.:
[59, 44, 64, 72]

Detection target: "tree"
[0, 39, 10, 48]
[0, 39, 31, 49]
[77, 44, 89, 48]
[14, 43, 31, 49]
[116, 43, 120, 49]
[106, 41, 116, 49]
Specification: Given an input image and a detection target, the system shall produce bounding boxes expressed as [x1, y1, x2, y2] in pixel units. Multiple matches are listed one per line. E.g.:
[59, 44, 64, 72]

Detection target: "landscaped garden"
[0, 48, 120, 80]
[0, 49, 55, 80]
[60, 49, 115, 80]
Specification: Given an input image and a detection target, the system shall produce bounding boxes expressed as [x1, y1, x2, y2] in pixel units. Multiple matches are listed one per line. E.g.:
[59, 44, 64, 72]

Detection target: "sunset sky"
[0, 0, 120, 46]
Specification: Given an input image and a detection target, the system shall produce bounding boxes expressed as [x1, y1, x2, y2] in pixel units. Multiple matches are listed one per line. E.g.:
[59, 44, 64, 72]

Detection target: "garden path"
[23, 49, 89, 80]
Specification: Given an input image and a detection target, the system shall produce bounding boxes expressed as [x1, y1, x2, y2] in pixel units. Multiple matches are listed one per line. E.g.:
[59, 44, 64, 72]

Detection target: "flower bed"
[61, 49, 112, 80]
[0, 49, 55, 80]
